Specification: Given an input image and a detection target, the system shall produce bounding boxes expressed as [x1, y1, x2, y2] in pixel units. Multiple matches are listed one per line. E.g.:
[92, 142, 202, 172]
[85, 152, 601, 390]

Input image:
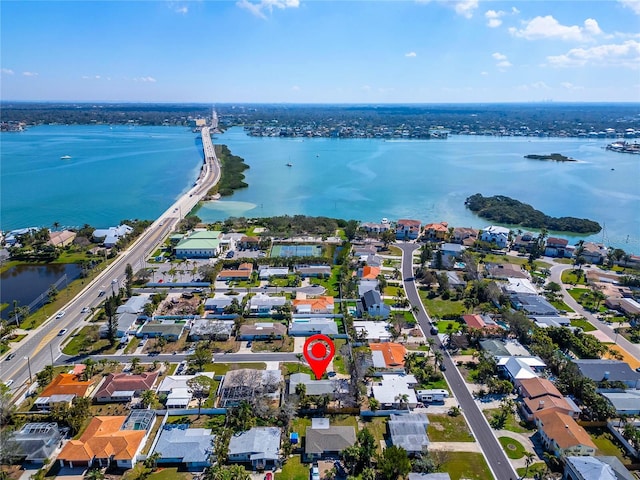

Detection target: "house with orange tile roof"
[359, 265, 381, 280]
[35, 374, 96, 411]
[370, 343, 407, 370]
[452, 227, 478, 246]
[518, 377, 581, 421]
[57, 410, 155, 469]
[461, 314, 502, 335]
[423, 222, 449, 241]
[395, 219, 421, 240]
[534, 410, 596, 458]
[292, 294, 334, 314]
[218, 262, 254, 281]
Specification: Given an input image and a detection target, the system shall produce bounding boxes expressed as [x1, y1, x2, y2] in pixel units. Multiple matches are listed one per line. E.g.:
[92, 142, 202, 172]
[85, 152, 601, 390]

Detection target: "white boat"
[60, 155, 72, 160]
[286, 163, 293, 167]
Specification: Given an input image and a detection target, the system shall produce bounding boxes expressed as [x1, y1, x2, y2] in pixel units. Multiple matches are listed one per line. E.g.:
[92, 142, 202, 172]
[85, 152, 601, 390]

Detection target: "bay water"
[1, 125, 638, 253]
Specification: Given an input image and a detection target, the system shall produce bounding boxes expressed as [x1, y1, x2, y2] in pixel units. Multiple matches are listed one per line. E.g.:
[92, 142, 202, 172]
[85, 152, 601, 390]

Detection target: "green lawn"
[549, 299, 574, 312]
[61, 325, 118, 356]
[570, 318, 596, 332]
[276, 455, 309, 480]
[440, 452, 493, 480]
[201, 362, 266, 375]
[418, 293, 466, 318]
[517, 462, 547, 479]
[435, 320, 463, 333]
[147, 467, 192, 480]
[483, 409, 534, 434]
[561, 269, 588, 285]
[498, 436, 526, 459]
[587, 427, 633, 464]
[332, 339, 348, 374]
[427, 414, 474, 442]
[567, 287, 590, 301]
[361, 417, 387, 454]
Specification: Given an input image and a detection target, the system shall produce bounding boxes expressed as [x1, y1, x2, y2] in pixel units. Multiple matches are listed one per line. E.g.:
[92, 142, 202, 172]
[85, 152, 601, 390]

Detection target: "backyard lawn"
[483, 409, 534, 434]
[361, 417, 388, 453]
[428, 414, 474, 442]
[588, 427, 634, 464]
[440, 452, 493, 480]
[276, 455, 309, 480]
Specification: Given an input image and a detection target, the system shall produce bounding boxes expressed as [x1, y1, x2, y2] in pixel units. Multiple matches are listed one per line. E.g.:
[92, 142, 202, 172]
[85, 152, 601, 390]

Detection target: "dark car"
[334, 461, 347, 477]
[5, 353, 16, 361]
[98, 290, 106, 297]
[439, 363, 447, 371]
[430, 326, 439, 335]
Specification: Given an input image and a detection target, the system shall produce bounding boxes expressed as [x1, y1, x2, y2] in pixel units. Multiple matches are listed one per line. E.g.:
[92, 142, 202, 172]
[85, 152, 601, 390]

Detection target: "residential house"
[152, 424, 214, 470]
[580, 242, 608, 265]
[480, 226, 510, 248]
[440, 243, 464, 267]
[513, 232, 537, 253]
[204, 295, 240, 314]
[94, 372, 158, 404]
[136, 322, 184, 341]
[99, 312, 139, 338]
[353, 321, 392, 342]
[289, 373, 348, 397]
[188, 319, 235, 341]
[545, 237, 570, 258]
[218, 369, 282, 408]
[518, 377, 580, 421]
[238, 322, 287, 340]
[604, 297, 640, 317]
[423, 222, 449, 241]
[497, 356, 546, 382]
[371, 374, 418, 409]
[249, 293, 287, 315]
[358, 280, 379, 297]
[295, 265, 331, 278]
[599, 389, 640, 416]
[157, 373, 216, 409]
[510, 293, 558, 316]
[7, 423, 64, 464]
[388, 413, 430, 456]
[116, 295, 151, 315]
[57, 411, 155, 469]
[35, 373, 96, 411]
[370, 342, 407, 370]
[93, 224, 133, 248]
[289, 317, 339, 337]
[535, 410, 597, 458]
[258, 266, 290, 279]
[292, 294, 334, 314]
[47, 230, 77, 247]
[238, 236, 260, 250]
[360, 221, 391, 233]
[461, 314, 501, 335]
[530, 316, 571, 329]
[396, 219, 421, 240]
[573, 360, 640, 389]
[479, 339, 511, 357]
[415, 389, 449, 404]
[358, 289, 391, 319]
[486, 263, 529, 280]
[227, 427, 281, 470]
[359, 265, 381, 280]
[174, 230, 222, 259]
[217, 263, 253, 281]
[304, 418, 356, 462]
[452, 227, 478, 246]
[446, 271, 466, 289]
[563, 455, 635, 480]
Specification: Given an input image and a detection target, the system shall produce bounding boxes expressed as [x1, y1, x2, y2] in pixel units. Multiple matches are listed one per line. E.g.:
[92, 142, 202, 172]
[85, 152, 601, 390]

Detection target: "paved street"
[398, 242, 517, 480]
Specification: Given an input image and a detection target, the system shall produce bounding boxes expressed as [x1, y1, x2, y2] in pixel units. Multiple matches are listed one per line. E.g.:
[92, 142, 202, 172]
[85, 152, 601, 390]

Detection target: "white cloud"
[509, 15, 602, 42]
[22, 71, 38, 77]
[1, 68, 14, 75]
[492, 52, 507, 61]
[405, 51, 417, 57]
[560, 82, 584, 90]
[291, 85, 300, 91]
[454, 0, 478, 19]
[547, 40, 640, 68]
[237, 0, 299, 19]
[492, 52, 512, 70]
[517, 81, 550, 91]
[496, 60, 512, 68]
[619, 0, 640, 15]
[485, 10, 504, 28]
[480, 71, 489, 76]
[167, 1, 189, 14]
[512, 6, 520, 14]
[135, 76, 157, 82]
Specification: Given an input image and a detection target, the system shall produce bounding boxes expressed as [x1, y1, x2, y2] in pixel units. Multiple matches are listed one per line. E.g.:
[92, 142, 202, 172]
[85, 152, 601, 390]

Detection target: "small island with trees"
[465, 193, 602, 234]
[205, 144, 249, 198]
[524, 153, 576, 162]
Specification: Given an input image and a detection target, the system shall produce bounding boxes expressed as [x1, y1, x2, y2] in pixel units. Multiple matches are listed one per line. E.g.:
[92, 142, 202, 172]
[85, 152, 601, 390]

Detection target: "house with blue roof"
[152, 424, 214, 470]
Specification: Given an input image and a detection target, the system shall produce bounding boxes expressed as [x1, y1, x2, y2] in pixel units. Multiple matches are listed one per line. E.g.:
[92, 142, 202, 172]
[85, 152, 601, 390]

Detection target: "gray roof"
[511, 293, 558, 315]
[574, 360, 640, 385]
[289, 373, 348, 396]
[388, 414, 430, 453]
[153, 425, 214, 465]
[408, 474, 452, 480]
[289, 318, 339, 336]
[189, 319, 234, 337]
[204, 297, 233, 309]
[305, 426, 356, 455]
[529, 316, 571, 328]
[479, 339, 510, 357]
[362, 289, 383, 309]
[228, 427, 281, 459]
[564, 456, 629, 480]
[9, 423, 63, 462]
[138, 323, 185, 337]
[599, 390, 640, 414]
[358, 280, 379, 297]
[116, 295, 151, 314]
[446, 271, 465, 286]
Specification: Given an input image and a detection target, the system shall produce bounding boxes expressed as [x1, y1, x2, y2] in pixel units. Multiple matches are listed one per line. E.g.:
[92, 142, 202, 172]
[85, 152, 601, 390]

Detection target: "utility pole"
[24, 356, 32, 384]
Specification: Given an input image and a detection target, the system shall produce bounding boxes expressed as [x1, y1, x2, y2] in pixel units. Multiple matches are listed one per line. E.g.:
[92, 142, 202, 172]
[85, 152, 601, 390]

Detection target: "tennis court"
[271, 244, 323, 258]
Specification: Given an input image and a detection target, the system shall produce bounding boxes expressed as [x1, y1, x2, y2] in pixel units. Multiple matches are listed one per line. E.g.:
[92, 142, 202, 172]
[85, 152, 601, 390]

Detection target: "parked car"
[310, 465, 320, 480]
[58, 329, 68, 336]
[226, 250, 235, 258]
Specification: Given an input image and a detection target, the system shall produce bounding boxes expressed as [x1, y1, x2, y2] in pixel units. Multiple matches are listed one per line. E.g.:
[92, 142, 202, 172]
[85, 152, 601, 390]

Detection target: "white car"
[58, 329, 68, 336]
[4, 380, 14, 388]
[81, 307, 90, 313]
[55, 311, 66, 319]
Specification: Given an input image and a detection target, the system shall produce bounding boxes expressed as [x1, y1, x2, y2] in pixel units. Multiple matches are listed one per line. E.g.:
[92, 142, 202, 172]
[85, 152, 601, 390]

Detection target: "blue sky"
[1, 0, 639, 103]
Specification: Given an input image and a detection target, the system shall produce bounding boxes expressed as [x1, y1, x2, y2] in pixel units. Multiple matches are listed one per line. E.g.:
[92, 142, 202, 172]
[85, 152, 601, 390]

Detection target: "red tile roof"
[370, 343, 407, 367]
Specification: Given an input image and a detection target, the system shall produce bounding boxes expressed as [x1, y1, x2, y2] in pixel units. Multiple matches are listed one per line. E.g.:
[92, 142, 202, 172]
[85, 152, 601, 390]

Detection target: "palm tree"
[295, 353, 304, 372]
[83, 468, 105, 480]
[52, 221, 60, 232]
[395, 393, 409, 410]
[433, 350, 444, 370]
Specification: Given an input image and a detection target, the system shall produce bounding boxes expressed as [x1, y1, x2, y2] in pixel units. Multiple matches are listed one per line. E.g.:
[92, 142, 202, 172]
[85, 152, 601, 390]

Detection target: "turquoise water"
[1, 125, 639, 253]
[1, 125, 203, 230]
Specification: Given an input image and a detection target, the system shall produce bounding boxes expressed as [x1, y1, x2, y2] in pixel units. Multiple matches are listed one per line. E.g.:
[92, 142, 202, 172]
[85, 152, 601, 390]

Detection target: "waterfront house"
[7, 422, 64, 464]
[94, 372, 158, 404]
[152, 424, 214, 470]
[228, 427, 281, 470]
[452, 227, 478, 246]
[535, 410, 596, 458]
[480, 226, 510, 248]
[388, 413, 430, 456]
[57, 411, 154, 469]
[513, 232, 537, 253]
[238, 235, 260, 250]
[580, 242, 608, 265]
[396, 219, 421, 240]
[47, 230, 76, 247]
[174, 230, 222, 259]
[545, 237, 570, 258]
[360, 221, 391, 234]
[304, 418, 356, 462]
[93, 224, 133, 248]
[423, 222, 448, 241]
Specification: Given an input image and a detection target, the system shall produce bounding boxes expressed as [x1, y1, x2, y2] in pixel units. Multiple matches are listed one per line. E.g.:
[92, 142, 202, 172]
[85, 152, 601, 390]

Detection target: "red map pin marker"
[303, 334, 335, 380]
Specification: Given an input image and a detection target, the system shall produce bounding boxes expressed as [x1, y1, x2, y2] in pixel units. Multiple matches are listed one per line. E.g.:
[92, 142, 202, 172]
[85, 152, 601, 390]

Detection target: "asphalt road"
[1, 126, 221, 397]
[398, 242, 517, 480]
